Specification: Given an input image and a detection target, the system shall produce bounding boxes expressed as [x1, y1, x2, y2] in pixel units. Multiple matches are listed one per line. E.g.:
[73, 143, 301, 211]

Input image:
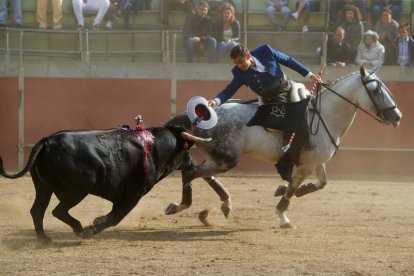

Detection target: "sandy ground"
[0, 173, 413, 275]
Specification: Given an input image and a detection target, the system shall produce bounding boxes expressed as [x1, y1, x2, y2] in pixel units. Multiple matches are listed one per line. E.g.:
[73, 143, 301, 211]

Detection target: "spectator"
[266, 0, 291, 31]
[183, 1, 217, 63]
[214, 2, 240, 62]
[0, 0, 23, 27]
[326, 26, 352, 67]
[291, 0, 319, 32]
[374, 7, 399, 65]
[329, 0, 367, 24]
[72, 0, 110, 29]
[337, 4, 364, 64]
[162, 0, 195, 29]
[36, 0, 63, 29]
[205, 0, 235, 13]
[389, 24, 414, 66]
[355, 30, 385, 71]
[105, 0, 152, 29]
[371, 0, 401, 25]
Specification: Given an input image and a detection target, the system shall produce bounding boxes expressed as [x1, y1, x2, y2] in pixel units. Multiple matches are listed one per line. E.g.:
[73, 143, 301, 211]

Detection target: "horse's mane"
[329, 71, 359, 86]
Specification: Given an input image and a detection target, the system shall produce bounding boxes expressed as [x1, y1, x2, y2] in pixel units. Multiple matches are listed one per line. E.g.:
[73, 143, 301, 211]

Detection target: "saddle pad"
[246, 97, 310, 133]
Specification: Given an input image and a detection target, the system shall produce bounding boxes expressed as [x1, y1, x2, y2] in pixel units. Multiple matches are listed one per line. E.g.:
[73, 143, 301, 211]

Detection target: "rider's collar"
[251, 56, 266, 72]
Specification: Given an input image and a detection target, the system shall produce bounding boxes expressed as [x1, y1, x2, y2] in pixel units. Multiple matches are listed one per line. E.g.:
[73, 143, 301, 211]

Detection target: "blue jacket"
[215, 44, 311, 104]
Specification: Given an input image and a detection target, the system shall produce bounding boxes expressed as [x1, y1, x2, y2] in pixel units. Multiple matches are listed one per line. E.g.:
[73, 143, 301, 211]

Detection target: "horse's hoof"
[165, 203, 179, 215]
[199, 209, 211, 226]
[274, 185, 287, 197]
[93, 216, 107, 225]
[81, 226, 95, 239]
[280, 222, 294, 229]
[165, 203, 190, 215]
[221, 201, 232, 218]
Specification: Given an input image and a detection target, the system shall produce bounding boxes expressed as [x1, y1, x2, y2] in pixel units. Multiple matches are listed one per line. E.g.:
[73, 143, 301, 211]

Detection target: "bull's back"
[32, 129, 144, 196]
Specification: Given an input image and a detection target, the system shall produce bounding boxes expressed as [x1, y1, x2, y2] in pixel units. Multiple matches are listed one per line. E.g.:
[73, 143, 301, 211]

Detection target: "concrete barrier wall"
[0, 77, 413, 176]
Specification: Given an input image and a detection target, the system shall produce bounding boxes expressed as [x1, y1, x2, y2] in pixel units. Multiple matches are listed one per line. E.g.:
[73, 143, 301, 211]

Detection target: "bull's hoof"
[37, 234, 53, 245]
[81, 226, 96, 239]
[165, 203, 190, 215]
[221, 199, 232, 218]
[274, 185, 287, 197]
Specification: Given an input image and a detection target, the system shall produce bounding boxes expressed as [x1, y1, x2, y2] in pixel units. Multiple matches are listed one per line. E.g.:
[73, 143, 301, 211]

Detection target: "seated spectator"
[162, 0, 195, 29]
[329, 0, 367, 25]
[266, 0, 291, 31]
[326, 26, 353, 67]
[105, 0, 152, 29]
[214, 2, 240, 62]
[356, 30, 385, 71]
[72, 0, 110, 29]
[389, 24, 414, 66]
[336, 4, 364, 64]
[36, 0, 63, 29]
[205, 0, 235, 13]
[0, 0, 23, 27]
[291, 0, 319, 32]
[183, 1, 217, 63]
[374, 7, 399, 65]
[371, 0, 401, 25]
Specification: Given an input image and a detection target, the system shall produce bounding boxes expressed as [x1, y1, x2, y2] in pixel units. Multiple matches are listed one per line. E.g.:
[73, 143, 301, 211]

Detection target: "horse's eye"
[366, 81, 378, 91]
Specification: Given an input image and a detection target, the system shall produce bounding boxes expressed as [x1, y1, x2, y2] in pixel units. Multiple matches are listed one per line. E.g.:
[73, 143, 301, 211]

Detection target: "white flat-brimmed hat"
[186, 96, 218, 129]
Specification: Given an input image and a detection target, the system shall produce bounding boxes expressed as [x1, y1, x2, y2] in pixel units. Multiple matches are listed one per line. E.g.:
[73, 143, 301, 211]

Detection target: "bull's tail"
[0, 138, 46, 179]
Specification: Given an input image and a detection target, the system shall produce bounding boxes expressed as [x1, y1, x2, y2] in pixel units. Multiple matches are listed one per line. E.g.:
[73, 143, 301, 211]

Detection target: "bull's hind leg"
[51, 192, 88, 238]
[30, 184, 53, 243]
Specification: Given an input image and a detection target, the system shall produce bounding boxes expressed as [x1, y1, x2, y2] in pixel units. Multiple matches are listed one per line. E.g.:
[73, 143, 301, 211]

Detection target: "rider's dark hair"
[230, 44, 249, 59]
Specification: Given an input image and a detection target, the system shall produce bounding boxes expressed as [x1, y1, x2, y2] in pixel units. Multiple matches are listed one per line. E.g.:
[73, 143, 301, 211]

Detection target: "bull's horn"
[180, 132, 212, 143]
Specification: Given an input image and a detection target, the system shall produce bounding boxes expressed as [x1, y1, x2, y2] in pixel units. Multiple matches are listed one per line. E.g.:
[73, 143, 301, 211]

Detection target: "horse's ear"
[360, 65, 367, 78]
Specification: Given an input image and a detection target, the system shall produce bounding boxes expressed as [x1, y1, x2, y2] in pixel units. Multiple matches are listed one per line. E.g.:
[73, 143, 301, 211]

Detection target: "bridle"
[310, 73, 398, 151]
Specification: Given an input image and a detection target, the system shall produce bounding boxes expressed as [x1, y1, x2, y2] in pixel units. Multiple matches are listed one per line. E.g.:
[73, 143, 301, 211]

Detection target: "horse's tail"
[0, 138, 47, 179]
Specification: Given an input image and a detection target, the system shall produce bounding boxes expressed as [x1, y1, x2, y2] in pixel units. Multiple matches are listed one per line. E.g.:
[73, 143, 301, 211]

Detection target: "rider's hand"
[208, 99, 218, 108]
[310, 73, 322, 83]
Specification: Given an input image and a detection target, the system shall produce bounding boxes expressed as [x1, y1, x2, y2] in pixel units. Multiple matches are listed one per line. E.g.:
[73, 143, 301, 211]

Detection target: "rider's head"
[230, 44, 252, 71]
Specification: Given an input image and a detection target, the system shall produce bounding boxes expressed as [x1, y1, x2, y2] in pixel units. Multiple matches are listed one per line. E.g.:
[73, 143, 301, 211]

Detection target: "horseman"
[207, 44, 322, 181]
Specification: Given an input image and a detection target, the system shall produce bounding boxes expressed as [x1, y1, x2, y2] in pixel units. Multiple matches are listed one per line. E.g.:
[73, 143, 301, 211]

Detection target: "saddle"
[246, 80, 312, 183]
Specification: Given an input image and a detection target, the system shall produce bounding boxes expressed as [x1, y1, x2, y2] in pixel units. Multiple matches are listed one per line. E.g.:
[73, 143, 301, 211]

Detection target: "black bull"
[0, 126, 209, 243]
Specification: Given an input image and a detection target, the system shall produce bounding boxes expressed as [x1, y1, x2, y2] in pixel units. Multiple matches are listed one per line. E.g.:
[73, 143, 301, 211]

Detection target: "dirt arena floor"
[0, 173, 413, 275]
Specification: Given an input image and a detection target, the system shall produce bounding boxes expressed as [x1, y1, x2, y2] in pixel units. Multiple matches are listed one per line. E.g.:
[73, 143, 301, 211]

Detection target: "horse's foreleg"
[295, 164, 327, 197]
[276, 170, 308, 228]
[165, 151, 196, 215]
[203, 176, 232, 218]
